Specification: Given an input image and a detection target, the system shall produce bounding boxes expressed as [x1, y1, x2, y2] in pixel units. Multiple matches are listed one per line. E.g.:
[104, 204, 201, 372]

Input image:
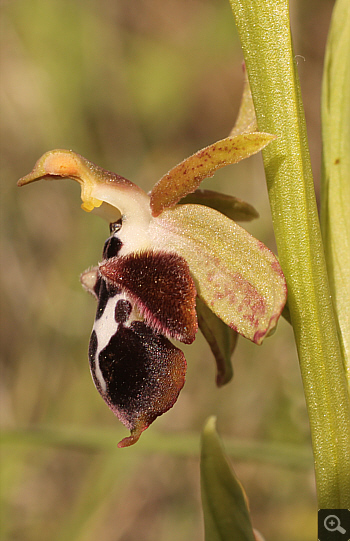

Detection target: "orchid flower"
[17, 79, 287, 448]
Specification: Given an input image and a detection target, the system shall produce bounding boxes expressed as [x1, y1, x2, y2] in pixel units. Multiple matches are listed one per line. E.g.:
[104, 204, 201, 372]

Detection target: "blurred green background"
[0, 0, 335, 539]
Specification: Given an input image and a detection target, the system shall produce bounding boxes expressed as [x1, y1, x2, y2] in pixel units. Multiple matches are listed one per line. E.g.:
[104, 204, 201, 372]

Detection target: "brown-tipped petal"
[179, 190, 259, 222]
[89, 321, 186, 448]
[99, 250, 198, 344]
[150, 133, 276, 217]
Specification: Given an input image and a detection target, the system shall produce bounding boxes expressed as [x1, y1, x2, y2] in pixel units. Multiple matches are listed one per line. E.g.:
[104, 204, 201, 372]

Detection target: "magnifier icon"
[324, 515, 346, 534]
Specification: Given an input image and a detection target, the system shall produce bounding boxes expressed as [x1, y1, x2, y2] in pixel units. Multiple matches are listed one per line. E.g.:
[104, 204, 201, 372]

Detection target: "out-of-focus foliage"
[1, 0, 331, 540]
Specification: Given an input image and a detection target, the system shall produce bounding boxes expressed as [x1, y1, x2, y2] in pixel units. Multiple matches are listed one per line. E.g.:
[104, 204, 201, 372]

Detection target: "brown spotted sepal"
[82, 270, 187, 448]
[99, 250, 198, 344]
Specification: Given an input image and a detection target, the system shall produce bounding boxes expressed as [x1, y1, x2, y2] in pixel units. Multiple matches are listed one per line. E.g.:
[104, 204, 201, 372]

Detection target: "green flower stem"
[229, 0, 350, 507]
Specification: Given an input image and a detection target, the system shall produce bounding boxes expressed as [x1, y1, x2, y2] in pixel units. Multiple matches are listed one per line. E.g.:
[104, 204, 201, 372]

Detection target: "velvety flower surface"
[17, 79, 287, 446]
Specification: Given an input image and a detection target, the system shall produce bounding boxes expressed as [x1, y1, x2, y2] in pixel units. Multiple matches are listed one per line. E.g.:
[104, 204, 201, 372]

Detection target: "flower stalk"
[229, 0, 350, 507]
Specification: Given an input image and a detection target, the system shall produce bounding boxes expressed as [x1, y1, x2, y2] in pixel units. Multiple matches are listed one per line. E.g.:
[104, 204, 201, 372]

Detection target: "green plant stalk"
[229, 0, 350, 507]
[321, 0, 350, 385]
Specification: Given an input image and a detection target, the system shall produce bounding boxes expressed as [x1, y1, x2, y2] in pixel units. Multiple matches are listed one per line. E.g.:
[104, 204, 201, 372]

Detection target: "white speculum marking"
[92, 296, 118, 393]
[91, 290, 142, 394]
[85, 217, 150, 397]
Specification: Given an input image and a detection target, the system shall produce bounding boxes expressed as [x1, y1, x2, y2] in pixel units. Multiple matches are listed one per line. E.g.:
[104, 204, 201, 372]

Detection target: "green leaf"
[179, 189, 259, 222]
[321, 0, 350, 384]
[196, 296, 237, 387]
[150, 204, 287, 344]
[200, 417, 256, 541]
[149, 132, 276, 217]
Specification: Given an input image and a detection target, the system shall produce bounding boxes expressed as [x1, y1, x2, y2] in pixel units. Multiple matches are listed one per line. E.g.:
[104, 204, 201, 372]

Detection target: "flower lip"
[87, 289, 187, 449]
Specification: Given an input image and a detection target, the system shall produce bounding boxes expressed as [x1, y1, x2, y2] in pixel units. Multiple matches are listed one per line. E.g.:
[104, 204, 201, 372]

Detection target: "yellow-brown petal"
[150, 133, 276, 217]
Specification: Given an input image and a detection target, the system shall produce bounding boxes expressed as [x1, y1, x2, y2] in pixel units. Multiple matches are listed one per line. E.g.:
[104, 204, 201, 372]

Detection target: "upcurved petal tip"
[117, 422, 146, 448]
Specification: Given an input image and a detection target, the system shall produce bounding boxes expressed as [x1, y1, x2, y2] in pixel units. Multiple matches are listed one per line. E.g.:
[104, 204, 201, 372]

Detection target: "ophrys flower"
[17, 78, 287, 446]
